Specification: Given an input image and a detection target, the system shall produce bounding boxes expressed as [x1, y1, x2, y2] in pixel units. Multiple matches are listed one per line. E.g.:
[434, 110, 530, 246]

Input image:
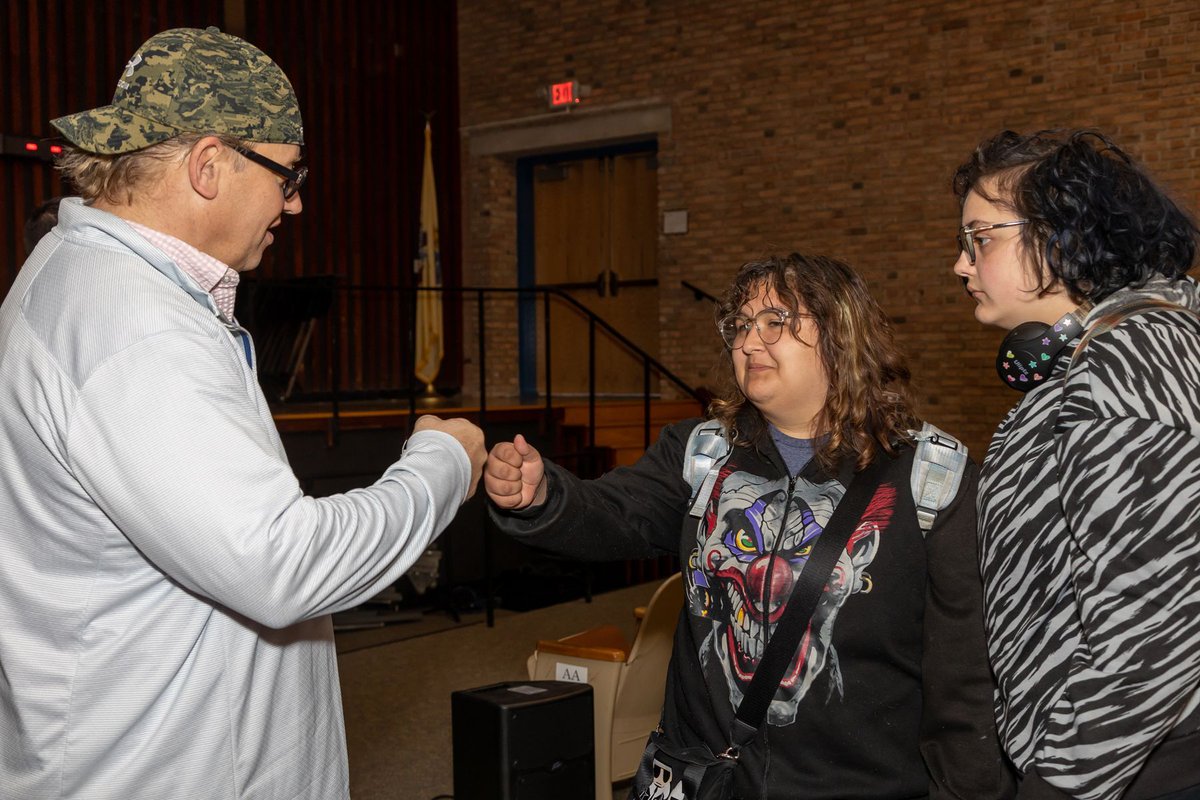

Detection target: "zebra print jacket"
[979, 277, 1200, 800]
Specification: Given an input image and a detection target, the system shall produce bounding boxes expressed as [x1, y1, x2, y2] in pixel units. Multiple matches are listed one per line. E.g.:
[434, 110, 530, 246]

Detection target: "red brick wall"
[458, 0, 1200, 456]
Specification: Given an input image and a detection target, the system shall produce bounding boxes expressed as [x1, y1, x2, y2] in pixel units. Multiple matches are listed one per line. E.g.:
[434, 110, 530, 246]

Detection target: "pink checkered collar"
[126, 221, 240, 321]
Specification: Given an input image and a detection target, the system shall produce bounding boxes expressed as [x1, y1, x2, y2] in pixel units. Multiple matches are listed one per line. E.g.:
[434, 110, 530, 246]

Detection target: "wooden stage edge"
[270, 396, 705, 434]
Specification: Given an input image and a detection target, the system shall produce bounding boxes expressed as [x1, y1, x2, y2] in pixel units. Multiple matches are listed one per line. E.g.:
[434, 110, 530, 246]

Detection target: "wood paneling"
[533, 150, 659, 395]
[0, 0, 461, 397]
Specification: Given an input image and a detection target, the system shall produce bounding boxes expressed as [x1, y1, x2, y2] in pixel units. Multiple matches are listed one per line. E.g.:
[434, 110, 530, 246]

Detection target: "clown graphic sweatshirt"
[491, 414, 1015, 799]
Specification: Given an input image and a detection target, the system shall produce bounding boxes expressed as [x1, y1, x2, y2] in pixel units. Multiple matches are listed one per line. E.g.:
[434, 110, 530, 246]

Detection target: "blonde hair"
[56, 133, 244, 205]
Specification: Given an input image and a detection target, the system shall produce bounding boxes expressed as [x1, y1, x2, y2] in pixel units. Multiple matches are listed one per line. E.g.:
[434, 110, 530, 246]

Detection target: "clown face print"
[684, 466, 896, 726]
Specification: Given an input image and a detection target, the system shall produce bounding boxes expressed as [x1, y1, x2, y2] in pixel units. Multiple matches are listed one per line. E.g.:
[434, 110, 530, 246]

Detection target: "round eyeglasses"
[957, 219, 1028, 265]
[717, 308, 806, 349]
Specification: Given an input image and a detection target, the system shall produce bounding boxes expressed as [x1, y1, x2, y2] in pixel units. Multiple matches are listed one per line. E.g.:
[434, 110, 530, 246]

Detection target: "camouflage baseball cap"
[51, 26, 303, 155]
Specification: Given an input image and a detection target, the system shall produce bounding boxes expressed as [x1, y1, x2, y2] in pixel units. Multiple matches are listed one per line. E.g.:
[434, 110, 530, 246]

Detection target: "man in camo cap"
[52, 25, 304, 156]
[0, 27, 484, 800]
[49, 25, 307, 273]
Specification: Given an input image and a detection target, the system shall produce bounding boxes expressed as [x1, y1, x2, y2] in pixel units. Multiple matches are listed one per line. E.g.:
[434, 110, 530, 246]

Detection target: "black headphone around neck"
[996, 308, 1088, 392]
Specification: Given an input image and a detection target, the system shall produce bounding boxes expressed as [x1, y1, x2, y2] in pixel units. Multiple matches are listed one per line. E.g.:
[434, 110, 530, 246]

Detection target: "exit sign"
[548, 80, 580, 110]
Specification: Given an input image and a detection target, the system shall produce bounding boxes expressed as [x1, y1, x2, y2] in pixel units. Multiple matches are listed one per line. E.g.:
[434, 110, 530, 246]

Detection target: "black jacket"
[492, 417, 1015, 799]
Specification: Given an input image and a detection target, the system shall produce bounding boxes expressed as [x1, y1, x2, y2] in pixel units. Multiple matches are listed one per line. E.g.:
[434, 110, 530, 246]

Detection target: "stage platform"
[272, 395, 693, 618]
[271, 395, 704, 466]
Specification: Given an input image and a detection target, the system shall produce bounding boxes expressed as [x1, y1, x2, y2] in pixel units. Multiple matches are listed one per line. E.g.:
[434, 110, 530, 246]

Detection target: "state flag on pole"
[414, 121, 443, 392]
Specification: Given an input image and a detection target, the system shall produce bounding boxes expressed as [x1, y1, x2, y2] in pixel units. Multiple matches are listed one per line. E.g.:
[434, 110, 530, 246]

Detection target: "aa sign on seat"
[527, 572, 684, 799]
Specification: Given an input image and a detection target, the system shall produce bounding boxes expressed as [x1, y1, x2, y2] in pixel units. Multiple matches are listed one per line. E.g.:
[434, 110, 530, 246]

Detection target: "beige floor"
[338, 581, 661, 800]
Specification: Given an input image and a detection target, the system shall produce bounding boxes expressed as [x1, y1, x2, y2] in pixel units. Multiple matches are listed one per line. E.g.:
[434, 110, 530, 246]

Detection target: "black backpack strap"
[729, 455, 888, 747]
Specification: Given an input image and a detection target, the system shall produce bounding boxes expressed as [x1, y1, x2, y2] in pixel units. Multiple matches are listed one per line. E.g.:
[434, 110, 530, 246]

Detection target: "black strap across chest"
[729, 456, 888, 747]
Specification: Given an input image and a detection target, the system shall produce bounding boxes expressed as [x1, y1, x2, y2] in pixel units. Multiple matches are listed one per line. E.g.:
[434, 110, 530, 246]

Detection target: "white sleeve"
[66, 330, 471, 628]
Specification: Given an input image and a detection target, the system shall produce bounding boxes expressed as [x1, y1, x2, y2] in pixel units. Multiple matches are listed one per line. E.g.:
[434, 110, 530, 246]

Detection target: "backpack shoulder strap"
[1064, 297, 1200, 382]
[684, 420, 969, 531]
[683, 420, 733, 518]
[908, 422, 969, 533]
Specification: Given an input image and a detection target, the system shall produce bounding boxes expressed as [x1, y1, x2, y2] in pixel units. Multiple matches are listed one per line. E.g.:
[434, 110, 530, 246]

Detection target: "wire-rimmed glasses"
[957, 219, 1028, 265]
[717, 308, 805, 349]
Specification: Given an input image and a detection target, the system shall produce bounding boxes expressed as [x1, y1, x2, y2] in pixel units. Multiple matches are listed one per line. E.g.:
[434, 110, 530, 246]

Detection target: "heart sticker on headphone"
[996, 309, 1086, 393]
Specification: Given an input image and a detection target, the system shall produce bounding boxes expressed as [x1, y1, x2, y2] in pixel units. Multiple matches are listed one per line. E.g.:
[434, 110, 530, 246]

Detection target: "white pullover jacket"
[0, 198, 471, 799]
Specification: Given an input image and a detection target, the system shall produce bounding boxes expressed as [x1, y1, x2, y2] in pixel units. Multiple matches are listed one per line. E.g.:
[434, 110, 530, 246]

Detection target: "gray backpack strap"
[683, 421, 733, 518]
[908, 422, 969, 533]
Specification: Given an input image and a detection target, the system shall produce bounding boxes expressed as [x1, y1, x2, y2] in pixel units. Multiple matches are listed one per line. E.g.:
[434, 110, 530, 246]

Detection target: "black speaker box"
[451, 680, 595, 800]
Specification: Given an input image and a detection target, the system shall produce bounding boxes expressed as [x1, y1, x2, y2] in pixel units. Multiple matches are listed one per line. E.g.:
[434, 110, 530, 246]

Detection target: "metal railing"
[248, 278, 705, 624]
[681, 279, 719, 305]
[284, 282, 706, 450]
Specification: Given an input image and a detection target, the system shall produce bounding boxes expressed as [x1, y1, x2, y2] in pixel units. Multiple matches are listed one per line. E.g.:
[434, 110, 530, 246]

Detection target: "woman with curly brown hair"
[485, 253, 1014, 799]
[706, 254, 919, 473]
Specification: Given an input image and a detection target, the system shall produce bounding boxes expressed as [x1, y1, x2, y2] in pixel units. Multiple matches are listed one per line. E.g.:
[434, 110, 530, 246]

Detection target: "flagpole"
[414, 115, 444, 399]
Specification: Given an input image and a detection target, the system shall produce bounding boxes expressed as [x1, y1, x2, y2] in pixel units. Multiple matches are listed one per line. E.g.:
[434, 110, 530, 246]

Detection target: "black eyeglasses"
[233, 144, 308, 200]
[957, 219, 1028, 265]
[717, 308, 809, 349]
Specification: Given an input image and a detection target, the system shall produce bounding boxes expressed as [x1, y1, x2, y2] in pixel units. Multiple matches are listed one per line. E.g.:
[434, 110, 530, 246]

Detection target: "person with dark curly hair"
[485, 253, 1015, 799]
[952, 129, 1200, 800]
